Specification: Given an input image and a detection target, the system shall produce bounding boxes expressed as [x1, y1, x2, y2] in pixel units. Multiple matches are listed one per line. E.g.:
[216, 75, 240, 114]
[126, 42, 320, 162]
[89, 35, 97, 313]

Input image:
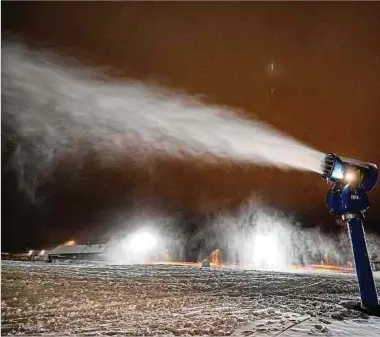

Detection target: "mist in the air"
[2, 42, 324, 199]
[197, 200, 380, 271]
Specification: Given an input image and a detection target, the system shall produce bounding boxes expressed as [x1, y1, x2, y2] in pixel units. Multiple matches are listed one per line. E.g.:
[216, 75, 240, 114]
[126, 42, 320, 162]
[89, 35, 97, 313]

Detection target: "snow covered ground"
[2, 261, 380, 336]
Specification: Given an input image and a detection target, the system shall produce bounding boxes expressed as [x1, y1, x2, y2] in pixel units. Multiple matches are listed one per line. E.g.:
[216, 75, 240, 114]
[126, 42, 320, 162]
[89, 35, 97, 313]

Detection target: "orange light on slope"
[64, 240, 75, 246]
[142, 259, 354, 274]
[290, 264, 353, 273]
[211, 248, 222, 268]
[163, 250, 171, 262]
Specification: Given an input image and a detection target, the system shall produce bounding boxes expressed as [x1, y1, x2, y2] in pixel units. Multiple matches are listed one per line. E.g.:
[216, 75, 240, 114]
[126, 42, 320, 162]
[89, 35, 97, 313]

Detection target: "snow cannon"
[321, 153, 378, 193]
[321, 153, 380, 313]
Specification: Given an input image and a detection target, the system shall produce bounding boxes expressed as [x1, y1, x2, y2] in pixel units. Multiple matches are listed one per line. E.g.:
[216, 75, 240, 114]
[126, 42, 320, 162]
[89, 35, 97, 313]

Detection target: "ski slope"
[2, 261, 380, 336]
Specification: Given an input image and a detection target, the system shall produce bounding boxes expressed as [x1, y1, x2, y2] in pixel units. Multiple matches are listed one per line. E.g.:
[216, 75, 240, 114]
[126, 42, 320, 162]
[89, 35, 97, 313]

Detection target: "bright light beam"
[344, 171, 357, 184]
[252, 233, 280, 270]
[127, 230, 157, 254]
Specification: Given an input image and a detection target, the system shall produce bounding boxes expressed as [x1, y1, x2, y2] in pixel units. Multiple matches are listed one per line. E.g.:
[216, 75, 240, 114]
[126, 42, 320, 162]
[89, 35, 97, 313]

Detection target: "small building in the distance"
[47, 244, 108, 262]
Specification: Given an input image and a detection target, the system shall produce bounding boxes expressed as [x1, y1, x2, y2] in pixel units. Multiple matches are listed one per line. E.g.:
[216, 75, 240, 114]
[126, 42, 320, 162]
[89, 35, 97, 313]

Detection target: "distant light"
[128, 230, 157, 254]
[39, 250, 45, 256]
[64, 240, 75, 246]
[28, 250, 33, 256]
[252, 234, 279, 269]
[266, 61, 281, 76]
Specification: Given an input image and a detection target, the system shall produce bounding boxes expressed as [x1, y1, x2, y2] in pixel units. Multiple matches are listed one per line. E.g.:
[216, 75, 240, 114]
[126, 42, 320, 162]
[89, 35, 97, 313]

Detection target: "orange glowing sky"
[2, 2, 380, 250]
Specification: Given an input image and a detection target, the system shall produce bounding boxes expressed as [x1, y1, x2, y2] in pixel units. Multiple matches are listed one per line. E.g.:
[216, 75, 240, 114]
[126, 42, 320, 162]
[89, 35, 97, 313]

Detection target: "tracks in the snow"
[2, 261, 377, 336]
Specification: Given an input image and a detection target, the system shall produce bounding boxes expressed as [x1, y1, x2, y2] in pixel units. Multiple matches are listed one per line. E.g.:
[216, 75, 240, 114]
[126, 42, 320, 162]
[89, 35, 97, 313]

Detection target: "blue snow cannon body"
[321, 153, 379, 312]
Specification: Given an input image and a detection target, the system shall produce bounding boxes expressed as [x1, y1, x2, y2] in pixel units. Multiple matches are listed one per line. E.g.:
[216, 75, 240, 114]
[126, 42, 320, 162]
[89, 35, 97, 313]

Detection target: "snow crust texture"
[2, 261, 379, 336]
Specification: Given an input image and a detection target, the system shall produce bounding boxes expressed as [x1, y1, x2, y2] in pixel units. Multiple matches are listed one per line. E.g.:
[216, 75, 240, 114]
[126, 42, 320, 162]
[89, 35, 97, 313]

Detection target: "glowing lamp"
[128, 230, 157, 254]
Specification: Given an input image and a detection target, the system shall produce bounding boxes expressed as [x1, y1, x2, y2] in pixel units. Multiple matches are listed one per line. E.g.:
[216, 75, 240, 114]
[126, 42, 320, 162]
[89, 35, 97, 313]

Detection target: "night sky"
[2, 2, 380, 253]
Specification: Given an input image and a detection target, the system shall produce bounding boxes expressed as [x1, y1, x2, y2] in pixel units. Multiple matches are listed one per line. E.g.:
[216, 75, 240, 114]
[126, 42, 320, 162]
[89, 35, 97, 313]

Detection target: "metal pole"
[347, 216, 379, 309]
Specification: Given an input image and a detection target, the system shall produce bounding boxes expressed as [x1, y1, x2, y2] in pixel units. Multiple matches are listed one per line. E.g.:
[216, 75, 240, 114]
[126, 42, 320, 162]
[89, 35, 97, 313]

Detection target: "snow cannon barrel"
[321, 153, 378, 192]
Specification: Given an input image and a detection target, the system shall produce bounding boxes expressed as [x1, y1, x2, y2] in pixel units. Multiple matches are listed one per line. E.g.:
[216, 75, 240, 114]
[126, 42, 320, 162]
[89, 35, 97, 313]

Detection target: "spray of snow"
[202, 200, 380, 272]
[2, 42, 324, 198]
[105, 212, 177, 264]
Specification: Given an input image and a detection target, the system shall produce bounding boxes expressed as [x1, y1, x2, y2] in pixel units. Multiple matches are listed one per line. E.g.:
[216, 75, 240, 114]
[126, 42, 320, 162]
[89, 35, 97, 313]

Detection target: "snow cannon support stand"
[321, 153, 380, 315]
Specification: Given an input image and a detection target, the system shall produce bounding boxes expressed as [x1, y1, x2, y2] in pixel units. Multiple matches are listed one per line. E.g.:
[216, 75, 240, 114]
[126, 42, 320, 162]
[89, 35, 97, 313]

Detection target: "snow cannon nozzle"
[321, 153, 378, 192]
